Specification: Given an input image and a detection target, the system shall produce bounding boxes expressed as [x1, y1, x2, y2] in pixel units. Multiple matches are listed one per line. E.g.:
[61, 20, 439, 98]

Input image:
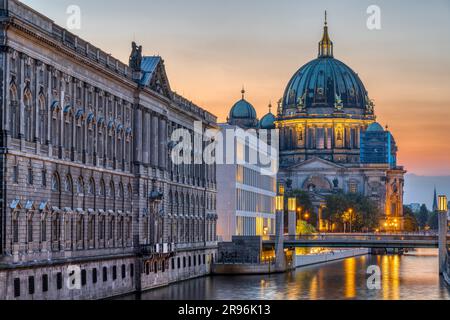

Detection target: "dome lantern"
[318, 11, 334, 58]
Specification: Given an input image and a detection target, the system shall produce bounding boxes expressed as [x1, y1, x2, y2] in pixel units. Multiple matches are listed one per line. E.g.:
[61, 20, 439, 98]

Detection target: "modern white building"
[216, 92, 278, 242]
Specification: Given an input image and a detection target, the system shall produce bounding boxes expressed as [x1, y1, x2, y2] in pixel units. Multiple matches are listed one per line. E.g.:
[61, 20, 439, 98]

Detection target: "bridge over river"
[263, 233, 450, 249]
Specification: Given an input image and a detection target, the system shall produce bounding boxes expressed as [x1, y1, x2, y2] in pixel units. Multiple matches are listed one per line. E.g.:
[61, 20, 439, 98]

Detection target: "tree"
[427, 211, 439, 230]
[323, 191, 382, 232]
[415, 204, 429, 230]
[296, 220, 316, 235]
[403, 206, 419, 232]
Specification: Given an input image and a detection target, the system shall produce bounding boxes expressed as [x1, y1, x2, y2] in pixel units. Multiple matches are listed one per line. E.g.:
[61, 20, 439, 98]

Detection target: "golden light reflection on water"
[309, 275, 318, 300]
[344, 258, 356, 299]
[131, 250, 449, 301]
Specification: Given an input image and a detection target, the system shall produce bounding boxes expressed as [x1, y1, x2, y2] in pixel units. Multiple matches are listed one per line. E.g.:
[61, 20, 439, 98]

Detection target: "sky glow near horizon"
[20, 0, 450, 177]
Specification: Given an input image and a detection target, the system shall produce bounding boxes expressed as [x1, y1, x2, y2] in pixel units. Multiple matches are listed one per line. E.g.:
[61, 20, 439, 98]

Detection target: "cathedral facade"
[0, 0, 217, 300]
[276, 16, 406, 232]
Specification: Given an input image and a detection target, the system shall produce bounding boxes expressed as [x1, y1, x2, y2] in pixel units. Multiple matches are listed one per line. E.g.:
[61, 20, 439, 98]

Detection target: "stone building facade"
[0, 0, 217, 300]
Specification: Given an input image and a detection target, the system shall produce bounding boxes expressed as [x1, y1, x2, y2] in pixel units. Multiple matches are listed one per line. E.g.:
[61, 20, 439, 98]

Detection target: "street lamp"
[288, 198, 296, 212]
[288, 198, 297, 236]
[438, 195, 448, 212]
[437, 195, 448, 274]
[276, 196, 284, 212]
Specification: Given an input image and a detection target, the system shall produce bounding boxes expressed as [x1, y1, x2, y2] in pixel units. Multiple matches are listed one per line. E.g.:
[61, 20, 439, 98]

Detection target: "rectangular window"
[81, 270, 87, 286]
[14, 278, 20, 297]
[103, 267, 108, 282]
[42, 275, 48, 293]
[92, 268, 97, 284]
[121, 265, 126, 279]
[112, 266, 117, 280]
[130, 264, 134, 278]
[177, 258, 181, 269]
[316, 128, 325, 149]
[42, 170, 47, 186]
[28, 220, 33, 243]
[28, 167, 34, 185]
[41, 220, 47, 242]
[56, 272, 62, 290]
[13, 219, 19, 243]
[171, 258, 175, 270]
[13, 165, 19, 184]
[28, 276, 35, 295]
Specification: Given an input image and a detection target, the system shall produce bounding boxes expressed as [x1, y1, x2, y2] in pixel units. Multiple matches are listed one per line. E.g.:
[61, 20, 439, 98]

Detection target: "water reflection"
[119, 250, 450, 300]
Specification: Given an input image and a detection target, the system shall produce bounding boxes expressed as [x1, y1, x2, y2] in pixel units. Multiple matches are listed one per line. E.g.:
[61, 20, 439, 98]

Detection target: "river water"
[122, 249, 450, 300]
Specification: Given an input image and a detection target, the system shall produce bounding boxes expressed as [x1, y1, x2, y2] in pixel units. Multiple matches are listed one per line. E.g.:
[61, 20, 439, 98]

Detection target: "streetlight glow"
[288, 198, 297, 212]
[438, 195, 448, 212]
[276, 196, 284, 211]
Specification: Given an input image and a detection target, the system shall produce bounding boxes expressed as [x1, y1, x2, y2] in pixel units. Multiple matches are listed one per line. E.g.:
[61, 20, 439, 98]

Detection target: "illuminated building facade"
[276, 15, 406, 232]
[216, 93, 277, 242]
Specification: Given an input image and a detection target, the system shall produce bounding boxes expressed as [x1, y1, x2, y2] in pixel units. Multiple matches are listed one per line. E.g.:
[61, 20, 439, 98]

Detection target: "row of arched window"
[168, 191, 216, 216]
[49, 173, 132, 200]
[8, 79, 133, 170]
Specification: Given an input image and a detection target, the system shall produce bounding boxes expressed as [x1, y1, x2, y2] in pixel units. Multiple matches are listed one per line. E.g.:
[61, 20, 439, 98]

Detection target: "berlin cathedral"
[226, 15, 406, 232]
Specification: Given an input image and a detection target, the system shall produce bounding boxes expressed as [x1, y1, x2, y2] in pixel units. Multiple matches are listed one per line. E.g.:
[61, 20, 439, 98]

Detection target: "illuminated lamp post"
[275, 195, 285, 271]
[288, 197, 297, 237]
[438, 195, 448, 274]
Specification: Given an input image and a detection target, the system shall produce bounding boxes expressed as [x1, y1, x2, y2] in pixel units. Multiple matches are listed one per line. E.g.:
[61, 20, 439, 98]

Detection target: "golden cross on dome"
[241, 86, 245, 99]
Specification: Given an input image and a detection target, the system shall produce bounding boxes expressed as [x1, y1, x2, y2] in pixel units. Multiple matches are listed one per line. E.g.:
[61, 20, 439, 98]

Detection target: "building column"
[438, 210, 448, 275]
[275, 208, 285, 271]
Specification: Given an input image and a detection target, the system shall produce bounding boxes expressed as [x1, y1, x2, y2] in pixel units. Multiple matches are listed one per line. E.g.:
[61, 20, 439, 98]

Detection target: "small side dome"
[228, 88, 258, 128]
[260, 103, 276, 129]
[229, 100, 257, 120]
[367, 122, 384, 132]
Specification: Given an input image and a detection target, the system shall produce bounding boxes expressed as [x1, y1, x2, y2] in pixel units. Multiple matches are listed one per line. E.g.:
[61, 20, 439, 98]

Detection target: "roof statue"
[129, 41, 143, 71]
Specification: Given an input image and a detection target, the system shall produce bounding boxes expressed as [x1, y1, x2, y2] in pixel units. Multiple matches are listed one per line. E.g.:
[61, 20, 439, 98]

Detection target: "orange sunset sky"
[23, 0, 450, 176]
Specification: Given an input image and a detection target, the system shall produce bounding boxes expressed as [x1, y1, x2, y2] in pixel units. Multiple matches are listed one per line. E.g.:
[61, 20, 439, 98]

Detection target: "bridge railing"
[265, 233, 447, 242]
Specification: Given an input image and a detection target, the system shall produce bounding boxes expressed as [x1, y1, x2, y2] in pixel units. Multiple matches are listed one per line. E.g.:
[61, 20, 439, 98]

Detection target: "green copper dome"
[228, 89, 259, 128]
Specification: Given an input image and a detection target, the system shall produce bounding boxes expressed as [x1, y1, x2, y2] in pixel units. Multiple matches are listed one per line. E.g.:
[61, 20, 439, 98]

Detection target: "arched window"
[76, 216, 83, 241]
[88, 216, 94, 241]
[9, 85, 19, 139]
[99, 215, 105, 241]
[24, 90, 34, 142]
[51, 102, 60, 146]
[64, 175, 73, 193]
[118, 183, 124, 199]
[63, 105, 73, 150]
[109, 181, 115, 199]
[99, 179, 106, 197]
[76, 177, 84, 195]
[88, 178, 95, 196]
[51, 174, 60, 192]
[127, 184, 132, 200]
[118, 217, 123, 240]
[39, 95, 47, 145]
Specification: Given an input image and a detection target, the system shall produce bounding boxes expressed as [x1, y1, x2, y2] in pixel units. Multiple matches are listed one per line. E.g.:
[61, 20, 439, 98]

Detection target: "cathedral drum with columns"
[0, 0, 217, 300]
[276, 14, 406, 232]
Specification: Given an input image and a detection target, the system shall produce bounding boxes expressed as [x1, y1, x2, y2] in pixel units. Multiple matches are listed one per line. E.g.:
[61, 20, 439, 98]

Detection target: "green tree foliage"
[296, 220, 316, 235]
[322, 191, 382, 232]
[415, 204, 429, 230]
[427, 211, 439, 230]
[403, 206, 419, 232]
